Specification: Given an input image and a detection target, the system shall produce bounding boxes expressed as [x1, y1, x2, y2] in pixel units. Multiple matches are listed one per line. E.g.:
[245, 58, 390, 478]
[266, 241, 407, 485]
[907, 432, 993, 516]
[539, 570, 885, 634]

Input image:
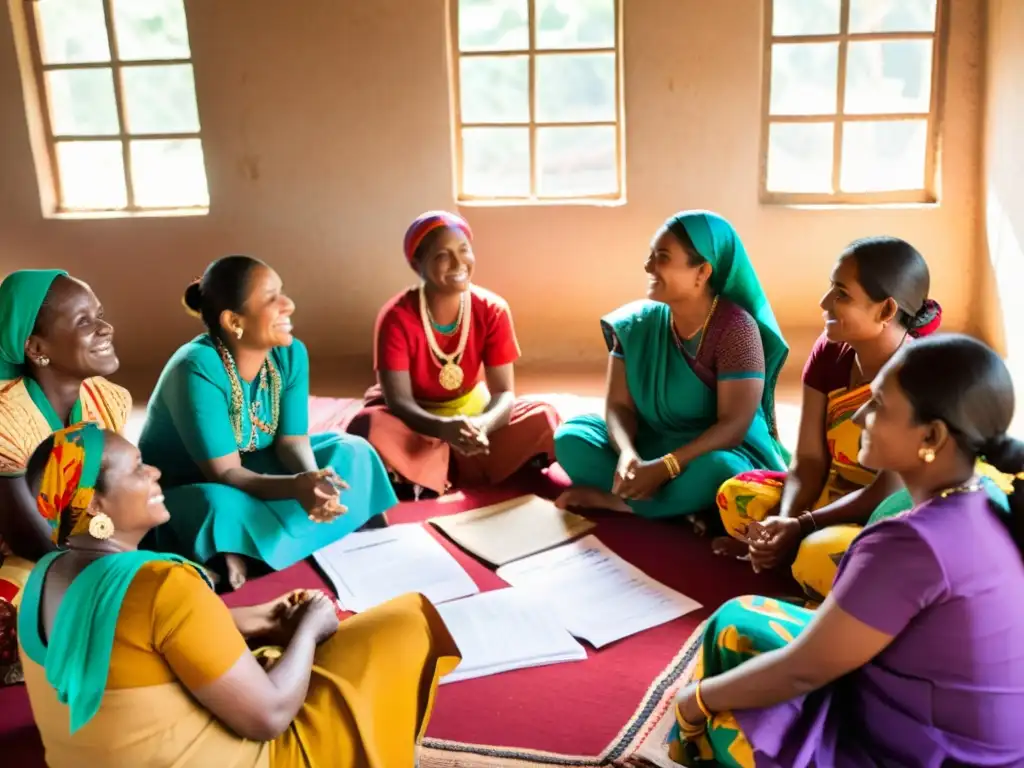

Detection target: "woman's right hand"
[294, 469, 347, 520]
[295, 591, 341, 645]
[439, 417, 489, 456]
[748, 515, 803, 572]
[611, 450, 641, 497]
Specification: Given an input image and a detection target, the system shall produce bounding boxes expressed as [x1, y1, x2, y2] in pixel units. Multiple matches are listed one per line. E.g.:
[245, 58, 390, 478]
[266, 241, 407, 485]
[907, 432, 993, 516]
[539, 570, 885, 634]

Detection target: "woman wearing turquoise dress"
[554, 211, 788, 519]
[139, 256, 396, 589]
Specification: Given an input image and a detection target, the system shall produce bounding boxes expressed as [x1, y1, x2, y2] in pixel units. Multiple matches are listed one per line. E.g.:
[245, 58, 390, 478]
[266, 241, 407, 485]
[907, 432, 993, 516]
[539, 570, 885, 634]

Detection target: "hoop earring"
[234, 327, 243, 340]
[88, 513, 115, 540]
[918, 447, 936, 464]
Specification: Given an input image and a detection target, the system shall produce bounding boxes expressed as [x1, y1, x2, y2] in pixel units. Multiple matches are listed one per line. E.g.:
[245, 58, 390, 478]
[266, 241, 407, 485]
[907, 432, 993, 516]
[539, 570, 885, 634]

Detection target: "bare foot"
[225, 554, 248, 591]
[555, 487, 632, 513]
[712, 536, 750, 559]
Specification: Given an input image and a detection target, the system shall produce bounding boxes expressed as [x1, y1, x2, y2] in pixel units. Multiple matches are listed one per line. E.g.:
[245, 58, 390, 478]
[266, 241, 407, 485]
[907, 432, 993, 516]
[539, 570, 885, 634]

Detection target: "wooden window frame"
[448, 0, 625, 205]
[10, 0, 207, 216]
[759, 0, 947, 206]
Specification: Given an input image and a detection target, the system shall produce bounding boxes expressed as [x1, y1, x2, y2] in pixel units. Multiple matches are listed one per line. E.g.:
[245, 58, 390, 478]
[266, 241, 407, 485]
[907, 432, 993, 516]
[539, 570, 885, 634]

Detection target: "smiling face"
[417, 227, 474, 294]
[644, 227, 711, 305]
[26, 276, 118, 379]
[93, 432, 169, 537]
[819, 255, 896, 344]
[223, 265, 296, 349]
[854, 361, 930, 474]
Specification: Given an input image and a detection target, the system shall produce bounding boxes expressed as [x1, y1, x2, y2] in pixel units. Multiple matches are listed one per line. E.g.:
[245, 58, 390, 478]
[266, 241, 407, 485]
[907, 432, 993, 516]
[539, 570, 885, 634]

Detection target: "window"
[762, 0, 943, 204]
[18, 0, 208, 214]
[451, 0, 623, 203]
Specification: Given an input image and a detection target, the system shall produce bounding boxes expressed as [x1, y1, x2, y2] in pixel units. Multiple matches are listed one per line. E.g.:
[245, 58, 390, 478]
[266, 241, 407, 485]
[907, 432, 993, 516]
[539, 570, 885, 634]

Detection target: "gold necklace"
[673, 295, 719, 357]
[418, 285, 471, 391]
[892, 479, 983, 521]
[215, 339, 282, 452]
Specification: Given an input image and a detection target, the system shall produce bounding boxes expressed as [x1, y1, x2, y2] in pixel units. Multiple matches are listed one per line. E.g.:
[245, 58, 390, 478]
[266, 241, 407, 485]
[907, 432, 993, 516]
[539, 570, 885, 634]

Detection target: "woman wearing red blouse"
[348, 211, 560, 497]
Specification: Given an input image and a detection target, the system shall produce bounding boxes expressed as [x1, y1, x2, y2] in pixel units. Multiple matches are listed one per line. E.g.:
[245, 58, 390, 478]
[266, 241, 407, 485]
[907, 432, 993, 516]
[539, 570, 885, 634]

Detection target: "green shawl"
[0, 269, 68, 379]
[18, 550, 211, 734]
[666, 210, 789, 441]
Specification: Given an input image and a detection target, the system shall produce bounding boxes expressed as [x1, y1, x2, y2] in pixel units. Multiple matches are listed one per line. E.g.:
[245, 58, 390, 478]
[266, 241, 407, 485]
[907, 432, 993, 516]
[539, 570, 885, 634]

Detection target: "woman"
[553, 210, 788, 519]
[138, 256, 396, 589]
[715, 237, 942, 601]
[0, 269, 130, 685]
[670, 334, 1024, 767]
[348, 210, 560, 498]
[18, 423, 460, 767]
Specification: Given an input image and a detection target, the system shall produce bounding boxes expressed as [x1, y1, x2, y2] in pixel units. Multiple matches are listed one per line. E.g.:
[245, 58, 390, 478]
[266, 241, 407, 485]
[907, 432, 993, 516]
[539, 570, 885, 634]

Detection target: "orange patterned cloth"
[36, 423, 105, 544]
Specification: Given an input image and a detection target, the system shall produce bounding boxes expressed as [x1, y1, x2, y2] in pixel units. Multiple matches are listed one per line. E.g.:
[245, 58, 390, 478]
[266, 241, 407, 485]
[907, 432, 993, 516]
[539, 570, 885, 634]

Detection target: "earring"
[918, 447, 936, 464]
[234, 327, 243, 340]
[36, 356, 50, 367]
[88, 512, 115, 540]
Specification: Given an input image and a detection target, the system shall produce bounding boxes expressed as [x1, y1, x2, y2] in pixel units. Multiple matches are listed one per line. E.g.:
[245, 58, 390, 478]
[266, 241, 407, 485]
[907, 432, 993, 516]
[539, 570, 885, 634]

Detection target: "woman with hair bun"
[671, 334, 1024, 767]
[139, 256, 396, 589]
[715, 236, 945, 601]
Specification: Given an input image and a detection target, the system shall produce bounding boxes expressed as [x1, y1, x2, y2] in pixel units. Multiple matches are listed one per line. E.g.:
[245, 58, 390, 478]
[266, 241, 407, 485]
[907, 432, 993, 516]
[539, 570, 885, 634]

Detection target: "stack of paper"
[313, 524, 479, 612]
[430, 494, 596, 566]
[496, 535, 702, 648]
[437, 589, 587, 684]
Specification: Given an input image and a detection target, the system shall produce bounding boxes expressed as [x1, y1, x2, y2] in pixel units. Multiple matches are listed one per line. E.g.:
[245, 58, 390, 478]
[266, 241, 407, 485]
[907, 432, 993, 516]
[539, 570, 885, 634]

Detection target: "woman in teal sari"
[554, 211, 788, 519]
[139, 256, 396, 589]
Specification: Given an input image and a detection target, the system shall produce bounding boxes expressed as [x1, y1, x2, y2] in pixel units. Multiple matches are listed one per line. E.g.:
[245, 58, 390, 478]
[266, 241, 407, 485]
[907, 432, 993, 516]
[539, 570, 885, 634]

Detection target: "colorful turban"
[0, 269, 68, 379]
[402, 211, 473, 268]
[36, 423, 104, 544]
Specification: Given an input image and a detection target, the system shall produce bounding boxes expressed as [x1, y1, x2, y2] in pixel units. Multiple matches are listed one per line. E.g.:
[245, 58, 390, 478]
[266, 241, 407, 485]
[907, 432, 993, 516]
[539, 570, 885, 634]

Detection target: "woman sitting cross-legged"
[554, 210, 788, 520]
[348, 210, 560, 498]
[670, 334, 1024, 768]
[714, 236, 942, 601]
[0, 269, 130, 685]
[139, 256, 396, 589]
[18, 423, 460, 767]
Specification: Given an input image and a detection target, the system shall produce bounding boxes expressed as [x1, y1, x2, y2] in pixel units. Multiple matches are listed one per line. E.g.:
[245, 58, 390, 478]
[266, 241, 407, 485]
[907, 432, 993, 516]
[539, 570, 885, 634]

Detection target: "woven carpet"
[0, 397, 793, 767]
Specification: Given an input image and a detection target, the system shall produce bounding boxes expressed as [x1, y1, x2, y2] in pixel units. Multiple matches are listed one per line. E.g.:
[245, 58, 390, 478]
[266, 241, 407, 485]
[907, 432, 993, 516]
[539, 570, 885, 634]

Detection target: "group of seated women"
[0, 207, 1021, 766]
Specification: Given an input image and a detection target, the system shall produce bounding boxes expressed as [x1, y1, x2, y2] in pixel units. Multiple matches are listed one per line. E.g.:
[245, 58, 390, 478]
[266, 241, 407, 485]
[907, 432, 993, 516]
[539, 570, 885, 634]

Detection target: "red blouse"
[802, 332, 857, 394]
[374, 285, 521, 402]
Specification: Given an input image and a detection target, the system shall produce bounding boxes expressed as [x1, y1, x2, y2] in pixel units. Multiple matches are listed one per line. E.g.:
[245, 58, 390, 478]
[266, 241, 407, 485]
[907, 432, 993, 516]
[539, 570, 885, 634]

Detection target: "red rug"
[0, 396, 793, 766]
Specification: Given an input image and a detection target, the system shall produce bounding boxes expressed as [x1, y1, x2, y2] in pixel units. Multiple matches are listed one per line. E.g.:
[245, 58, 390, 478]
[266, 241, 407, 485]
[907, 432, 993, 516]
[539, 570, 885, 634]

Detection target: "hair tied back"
[908, 298, 942, 338]
[182, 278, 203, 319]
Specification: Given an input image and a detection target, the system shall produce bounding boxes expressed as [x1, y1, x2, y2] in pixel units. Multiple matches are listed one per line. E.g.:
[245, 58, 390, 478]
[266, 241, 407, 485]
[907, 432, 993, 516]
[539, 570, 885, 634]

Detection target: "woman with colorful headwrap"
[138, 256, 396, 589]
[347, 210, 560, 497]
[668, 336, 1024, 768]
[553, 211, 788, 519]
[0, 269, 130, 686]
[713, 237, 949, 602]
[18, 423, 460, 768]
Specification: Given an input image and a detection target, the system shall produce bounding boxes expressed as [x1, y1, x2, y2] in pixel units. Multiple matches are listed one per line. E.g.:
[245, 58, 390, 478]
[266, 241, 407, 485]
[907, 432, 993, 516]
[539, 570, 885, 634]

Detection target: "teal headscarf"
[665, 211, 789, 441]
[0, 269, 68, 379]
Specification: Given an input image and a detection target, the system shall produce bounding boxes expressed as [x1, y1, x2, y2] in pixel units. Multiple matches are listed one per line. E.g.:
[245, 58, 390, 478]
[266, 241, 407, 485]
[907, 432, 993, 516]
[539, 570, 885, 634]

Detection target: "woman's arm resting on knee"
[274, 436, 319, 475]
[605, 355, 639, 458]
[806, 470, 903, 527]
[379, 369, 452, 439]
[777, 386, 831, 518]
[473, 363, 515, 435]
[668, 378, 763, 468]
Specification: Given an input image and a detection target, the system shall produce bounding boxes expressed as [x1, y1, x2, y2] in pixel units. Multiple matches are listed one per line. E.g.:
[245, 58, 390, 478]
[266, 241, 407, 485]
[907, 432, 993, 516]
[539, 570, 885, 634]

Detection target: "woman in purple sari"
[670, 334, 1024, 767]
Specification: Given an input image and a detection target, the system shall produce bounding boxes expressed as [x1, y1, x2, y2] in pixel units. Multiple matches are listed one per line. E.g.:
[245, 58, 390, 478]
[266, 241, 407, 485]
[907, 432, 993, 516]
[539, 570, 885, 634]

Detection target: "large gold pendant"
[438, 362, 464, 391]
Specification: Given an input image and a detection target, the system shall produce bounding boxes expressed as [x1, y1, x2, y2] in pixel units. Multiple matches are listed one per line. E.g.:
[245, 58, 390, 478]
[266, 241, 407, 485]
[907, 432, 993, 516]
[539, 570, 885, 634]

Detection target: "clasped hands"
[612, 451, 674, 501]
[235, 589, 341, 648]
[744, 514, 803, 572]
[439, 416, 490, 457]
[295, 468, 348, 523]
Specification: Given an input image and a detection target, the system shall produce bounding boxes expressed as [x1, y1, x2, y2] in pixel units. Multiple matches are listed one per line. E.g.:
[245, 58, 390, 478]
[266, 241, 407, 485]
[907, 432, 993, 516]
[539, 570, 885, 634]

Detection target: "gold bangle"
[662, 453, 681, 479]
[694, 681, 713, 720]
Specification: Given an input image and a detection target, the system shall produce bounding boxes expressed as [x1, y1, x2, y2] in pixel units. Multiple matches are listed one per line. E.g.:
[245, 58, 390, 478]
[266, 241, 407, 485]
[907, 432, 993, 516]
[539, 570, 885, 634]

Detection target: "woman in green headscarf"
[554, 211, 788, 519]
[0, 269, 130, 687]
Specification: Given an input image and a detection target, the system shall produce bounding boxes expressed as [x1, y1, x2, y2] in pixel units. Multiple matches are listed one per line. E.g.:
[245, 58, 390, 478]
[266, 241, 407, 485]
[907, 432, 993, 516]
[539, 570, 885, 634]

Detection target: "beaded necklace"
[215, 339, 282, 453]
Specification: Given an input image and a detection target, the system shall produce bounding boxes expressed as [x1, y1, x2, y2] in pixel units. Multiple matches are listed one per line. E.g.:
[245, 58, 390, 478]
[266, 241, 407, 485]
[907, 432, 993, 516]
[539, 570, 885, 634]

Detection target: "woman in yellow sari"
[714, 237, 941, 601]
[18, 423, 460, 767]
[0, 269, 130, 686]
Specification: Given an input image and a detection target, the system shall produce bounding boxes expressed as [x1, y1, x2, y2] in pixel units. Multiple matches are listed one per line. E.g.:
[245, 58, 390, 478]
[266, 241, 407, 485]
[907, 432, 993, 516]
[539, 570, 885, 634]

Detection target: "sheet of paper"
[313, 524, 479, 612]
[430, 494, 596, 566]
[496, 535, 702, 648]
[436, 589, 587, 684]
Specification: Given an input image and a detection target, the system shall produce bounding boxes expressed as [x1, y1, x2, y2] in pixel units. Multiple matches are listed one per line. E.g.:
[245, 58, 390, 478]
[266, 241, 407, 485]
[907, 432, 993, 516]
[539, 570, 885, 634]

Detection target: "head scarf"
[665, 210, 789, 441]
[36, 423, 105, 545]
[403, 211, 473, 269]
[0, 269, 68, 379]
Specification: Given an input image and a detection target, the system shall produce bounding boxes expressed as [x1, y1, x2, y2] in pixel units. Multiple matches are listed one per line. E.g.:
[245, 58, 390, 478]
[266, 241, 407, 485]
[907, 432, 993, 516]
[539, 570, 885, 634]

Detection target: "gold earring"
[918, 447, 936, 464]
[37, 356, 50, 366]
[234, 327, 243, 340]
[88, 512, 115, 540]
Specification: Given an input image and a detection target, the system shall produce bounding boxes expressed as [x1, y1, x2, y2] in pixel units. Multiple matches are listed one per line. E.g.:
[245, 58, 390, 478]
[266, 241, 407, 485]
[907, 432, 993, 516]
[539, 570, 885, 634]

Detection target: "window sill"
[47, 207, 210, 220]
[759, 201, 940, 211]
[457, 197, 626, 209]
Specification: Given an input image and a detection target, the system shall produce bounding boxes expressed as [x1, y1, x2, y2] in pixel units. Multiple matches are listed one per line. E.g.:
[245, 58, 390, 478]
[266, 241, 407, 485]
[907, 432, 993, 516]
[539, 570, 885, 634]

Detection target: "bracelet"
[798, 512, 818, 536]
[694, 680, 713, 720]
[661, 453, 682, 479]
